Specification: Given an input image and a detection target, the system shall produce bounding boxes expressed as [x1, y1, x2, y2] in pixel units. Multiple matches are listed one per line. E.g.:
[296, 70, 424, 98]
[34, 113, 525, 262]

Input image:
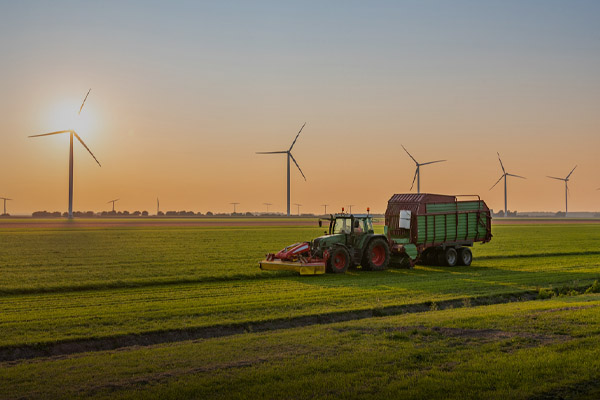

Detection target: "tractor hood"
[313, 233, 345, 249]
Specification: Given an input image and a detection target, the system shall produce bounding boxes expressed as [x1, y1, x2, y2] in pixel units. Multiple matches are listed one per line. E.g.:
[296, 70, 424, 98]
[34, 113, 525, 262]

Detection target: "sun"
[44, 95, 99, 138]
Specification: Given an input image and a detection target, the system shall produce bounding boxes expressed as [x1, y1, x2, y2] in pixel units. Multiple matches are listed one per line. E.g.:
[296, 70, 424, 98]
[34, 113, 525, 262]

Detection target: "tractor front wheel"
[363, 238, 391, 271]
[327, 247, 350, 274]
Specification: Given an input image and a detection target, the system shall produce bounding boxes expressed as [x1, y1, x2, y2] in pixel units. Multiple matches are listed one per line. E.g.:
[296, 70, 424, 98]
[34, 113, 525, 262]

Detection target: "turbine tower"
[490, 152, 526, 217]
[0, 197, 11, 215]
[547, 166, 577, 217]
[230, 202, 239, 214]
[108, 199, 119, 212]
[263, 202, 272, 213]
[402, 145, 446, 194]
[347, 205, 355, 214]
[29, 89, 101, 219]
[321, 204, 328, 215]
[294, 203, 302, 216]
[256, 123, 307, 216]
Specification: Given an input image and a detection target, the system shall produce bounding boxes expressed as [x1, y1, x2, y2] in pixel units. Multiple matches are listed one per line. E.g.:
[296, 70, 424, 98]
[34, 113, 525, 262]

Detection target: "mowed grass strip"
[1, 250, 599, 349]
[1, 223, 599, 294]
[2, 295, 600, 399]
[0, 226, 323, 293]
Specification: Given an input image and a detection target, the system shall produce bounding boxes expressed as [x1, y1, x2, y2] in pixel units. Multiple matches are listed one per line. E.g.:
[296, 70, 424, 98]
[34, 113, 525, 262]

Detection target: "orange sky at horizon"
[1, 2, 599, 215]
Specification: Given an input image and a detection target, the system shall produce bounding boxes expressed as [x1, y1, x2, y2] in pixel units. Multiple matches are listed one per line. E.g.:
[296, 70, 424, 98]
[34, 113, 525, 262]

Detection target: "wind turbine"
[547, 165, 577, 217]
[294, 203, 302, 216]
[489, 152, 526, 217]
[29, 89, 101, 219]
[108, 199, 119, 212]
[256, 123, 307, 216]
[263, 202, 272, 213]
[0, 197, 11, 215]
[401, 145, 446, 194]
[321, 204, 328, 215]
[230, 202, 239, 214]
[347, 205, 355, 214]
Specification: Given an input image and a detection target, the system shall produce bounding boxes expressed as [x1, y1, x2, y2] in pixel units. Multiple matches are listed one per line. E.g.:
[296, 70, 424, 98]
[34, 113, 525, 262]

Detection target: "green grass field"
[1, 220, 600, 398]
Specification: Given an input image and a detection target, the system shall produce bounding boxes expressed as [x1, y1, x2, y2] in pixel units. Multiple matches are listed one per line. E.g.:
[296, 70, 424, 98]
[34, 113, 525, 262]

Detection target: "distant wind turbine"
[256, 123, 307, 216]
[402, 145, 446, 194]
[0, 197, 12, 215]
[108, 199, 119, 212]
[490, 152, 526, 217]
[347, 205, 355, 214]
[321, 204, 328, 215]
[230, 202, 239, 214]
[294, 203, 302, 216]
[29, 89, 101, 219]
[263, 202, 272, 213]
[547, 165, 577, 217]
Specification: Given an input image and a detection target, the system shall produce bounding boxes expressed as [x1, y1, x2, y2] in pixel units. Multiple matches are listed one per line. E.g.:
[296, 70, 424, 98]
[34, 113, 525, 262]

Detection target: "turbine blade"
[547, 176, 565, 181]
[566, 165, 577, 179]
[489, 175, 504, 190]
[497, 152, 506, 174]
[256, 151, 287, 154]
[78, 88, 91, 115]
[420, 160, 446, 166]
[289, 153, 306, 181]
[506, 173, 526, 179]
[73, 131, 101, 167]
[288, 122, 306, 152]
[401, 145, 418, 164]
[29, 130, 71, 138]
[410, 168, 418, 191]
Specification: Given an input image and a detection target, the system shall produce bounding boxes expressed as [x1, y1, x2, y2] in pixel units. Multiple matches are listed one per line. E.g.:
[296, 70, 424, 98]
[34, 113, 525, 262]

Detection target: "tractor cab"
[325, 214, 375, 235]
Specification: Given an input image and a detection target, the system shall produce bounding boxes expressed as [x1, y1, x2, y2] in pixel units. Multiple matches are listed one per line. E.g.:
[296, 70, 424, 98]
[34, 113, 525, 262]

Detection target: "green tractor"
[259, 213, 390, 275]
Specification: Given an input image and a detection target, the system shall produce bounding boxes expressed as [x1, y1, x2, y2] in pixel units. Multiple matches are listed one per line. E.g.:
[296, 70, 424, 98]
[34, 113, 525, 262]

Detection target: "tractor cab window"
[364, 218, 374, 233]
[333, 218, 351, 234]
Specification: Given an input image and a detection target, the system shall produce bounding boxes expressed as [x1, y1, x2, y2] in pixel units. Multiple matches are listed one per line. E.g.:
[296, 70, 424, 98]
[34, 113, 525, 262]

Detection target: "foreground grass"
[0, 224, 599, 348]
[2, 294, 600, 399]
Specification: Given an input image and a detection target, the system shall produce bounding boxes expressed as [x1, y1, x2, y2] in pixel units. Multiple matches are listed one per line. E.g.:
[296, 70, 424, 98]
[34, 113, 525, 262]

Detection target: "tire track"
[0, 290, 539, 364]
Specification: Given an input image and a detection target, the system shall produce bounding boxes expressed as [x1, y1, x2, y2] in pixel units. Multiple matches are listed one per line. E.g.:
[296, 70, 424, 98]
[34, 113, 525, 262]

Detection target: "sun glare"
[43, 98, 99, 138]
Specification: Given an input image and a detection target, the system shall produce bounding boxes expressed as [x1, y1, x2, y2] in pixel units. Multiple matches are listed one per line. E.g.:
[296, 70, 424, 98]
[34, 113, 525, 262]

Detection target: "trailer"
[385, 193, 492, 267]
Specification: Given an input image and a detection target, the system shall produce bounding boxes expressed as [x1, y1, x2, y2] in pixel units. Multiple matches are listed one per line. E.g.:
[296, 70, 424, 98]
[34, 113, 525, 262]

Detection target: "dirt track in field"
[0, 291, 540, 363]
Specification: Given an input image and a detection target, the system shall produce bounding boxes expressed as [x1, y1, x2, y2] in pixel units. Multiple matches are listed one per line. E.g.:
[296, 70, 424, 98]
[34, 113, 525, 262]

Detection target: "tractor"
[259, 212, 390, 275]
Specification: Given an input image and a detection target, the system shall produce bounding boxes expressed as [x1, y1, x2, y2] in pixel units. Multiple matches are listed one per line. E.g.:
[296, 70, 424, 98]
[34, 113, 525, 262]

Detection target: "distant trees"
[32, 211, 62, 217]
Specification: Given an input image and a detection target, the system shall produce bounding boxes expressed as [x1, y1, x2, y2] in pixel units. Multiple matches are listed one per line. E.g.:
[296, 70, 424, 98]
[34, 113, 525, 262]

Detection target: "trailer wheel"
[422, 249, 435, 266]
[363, 238, 390, 271]
[458, 247, 472, 266]
[327, 247, 350, 273]
[439, 248, 458, 267]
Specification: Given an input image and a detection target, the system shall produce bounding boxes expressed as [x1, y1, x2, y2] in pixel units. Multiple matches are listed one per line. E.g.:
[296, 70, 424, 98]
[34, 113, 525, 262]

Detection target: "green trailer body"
[384, 193, 492, 267]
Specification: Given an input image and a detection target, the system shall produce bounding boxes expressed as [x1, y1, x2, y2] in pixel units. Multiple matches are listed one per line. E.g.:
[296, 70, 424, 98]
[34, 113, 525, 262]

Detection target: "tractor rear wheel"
[363, 238, 390, 271]
[457, 247, 473, 266]
[439, 248, 458, 267]
[327, 246, 350, 273]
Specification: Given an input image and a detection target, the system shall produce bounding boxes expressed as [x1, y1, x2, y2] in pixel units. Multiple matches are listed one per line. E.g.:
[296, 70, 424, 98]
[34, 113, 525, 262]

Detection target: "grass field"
[1, 219, 600, 398]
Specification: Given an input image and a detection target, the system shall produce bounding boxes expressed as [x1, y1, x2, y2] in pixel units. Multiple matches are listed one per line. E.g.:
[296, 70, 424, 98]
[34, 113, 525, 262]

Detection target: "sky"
[1, 0, 599, 215]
